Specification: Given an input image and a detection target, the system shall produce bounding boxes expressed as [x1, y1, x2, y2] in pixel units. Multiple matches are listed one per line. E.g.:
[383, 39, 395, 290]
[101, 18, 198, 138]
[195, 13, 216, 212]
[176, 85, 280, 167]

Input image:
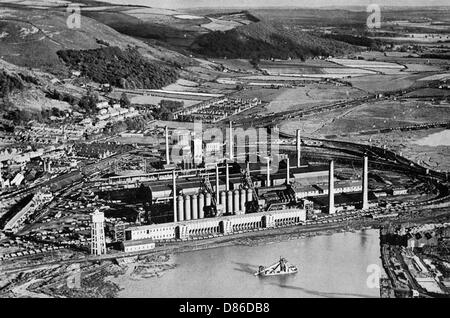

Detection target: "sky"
[101, 0, 450, 9]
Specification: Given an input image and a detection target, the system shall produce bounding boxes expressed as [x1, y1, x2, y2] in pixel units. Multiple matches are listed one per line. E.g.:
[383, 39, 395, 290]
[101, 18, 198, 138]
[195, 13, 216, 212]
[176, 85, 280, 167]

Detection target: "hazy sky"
[102, 0, 449, 9]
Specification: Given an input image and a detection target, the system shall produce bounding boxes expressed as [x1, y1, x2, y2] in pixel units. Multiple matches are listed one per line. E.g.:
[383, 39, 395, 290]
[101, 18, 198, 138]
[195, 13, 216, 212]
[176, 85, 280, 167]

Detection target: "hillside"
[0, 7, 192, 74]
[57, 47, 179, 89]
[189, 21, 358, 60]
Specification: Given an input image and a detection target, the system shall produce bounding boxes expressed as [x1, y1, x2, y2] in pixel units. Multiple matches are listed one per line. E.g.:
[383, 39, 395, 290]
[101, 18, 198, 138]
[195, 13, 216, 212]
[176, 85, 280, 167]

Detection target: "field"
[345, 73, 429, 93]
[275, 98, 450, 138]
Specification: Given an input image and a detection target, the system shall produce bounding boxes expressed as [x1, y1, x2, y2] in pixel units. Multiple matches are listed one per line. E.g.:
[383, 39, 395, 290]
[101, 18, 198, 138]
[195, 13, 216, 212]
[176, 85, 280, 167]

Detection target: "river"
[115, 229, 384, 298]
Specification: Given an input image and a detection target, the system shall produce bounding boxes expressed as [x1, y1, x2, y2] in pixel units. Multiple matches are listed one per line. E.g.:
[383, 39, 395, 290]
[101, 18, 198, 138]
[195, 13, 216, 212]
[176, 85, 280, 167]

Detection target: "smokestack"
[328, 160, 335, 214]
[286, 157, 290, 184]
[296, 129, 301, 167]
[165, 126, 170, 164]
[229, 121, 233, 160]
[362, 156, 369, 210]
[266, 158, 270, 187]
[215, 164, 220, 204]
[172, 170, 177, 222]
[225, 162, 230, 191]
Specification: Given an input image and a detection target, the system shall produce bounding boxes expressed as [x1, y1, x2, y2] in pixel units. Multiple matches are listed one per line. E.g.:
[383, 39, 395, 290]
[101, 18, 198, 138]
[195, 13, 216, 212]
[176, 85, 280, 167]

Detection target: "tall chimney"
[328, 160, 335, 214]
[172, 170, 177, 222]
[296, 129, 301, 167]
[229, 121, 233, 160]
[362, 156, 369, 210]
[286, 157, 290, 184]
[225, 161, 230, 191]
[215, 164, 220, 204]
[165, 126, 170, 164]
[266, 158, 270, 187]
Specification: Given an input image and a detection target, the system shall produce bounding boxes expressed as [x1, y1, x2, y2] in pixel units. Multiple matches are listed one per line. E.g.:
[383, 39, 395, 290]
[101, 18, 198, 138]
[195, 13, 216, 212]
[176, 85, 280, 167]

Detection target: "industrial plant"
[82, 123, 376, 255]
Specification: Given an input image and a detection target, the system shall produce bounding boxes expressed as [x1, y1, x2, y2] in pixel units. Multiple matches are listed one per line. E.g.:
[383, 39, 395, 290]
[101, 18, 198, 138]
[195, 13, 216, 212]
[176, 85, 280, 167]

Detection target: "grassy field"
[345, 73, 429, 93]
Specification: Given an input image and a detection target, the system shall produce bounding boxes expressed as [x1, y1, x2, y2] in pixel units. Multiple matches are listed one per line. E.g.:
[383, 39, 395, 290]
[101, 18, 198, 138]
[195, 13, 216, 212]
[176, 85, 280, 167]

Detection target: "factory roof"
[309, 192, 377, 206]
[126, 222, 177, 232]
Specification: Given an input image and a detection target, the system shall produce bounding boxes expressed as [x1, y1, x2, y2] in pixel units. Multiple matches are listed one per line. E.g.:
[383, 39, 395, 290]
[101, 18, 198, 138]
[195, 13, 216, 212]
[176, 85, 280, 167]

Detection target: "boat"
[254, 257, 298, 276]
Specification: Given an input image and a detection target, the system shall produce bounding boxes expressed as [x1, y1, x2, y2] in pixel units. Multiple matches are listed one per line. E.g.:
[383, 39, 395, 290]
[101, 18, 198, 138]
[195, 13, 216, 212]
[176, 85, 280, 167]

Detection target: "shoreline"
[2, 207, 450, 298]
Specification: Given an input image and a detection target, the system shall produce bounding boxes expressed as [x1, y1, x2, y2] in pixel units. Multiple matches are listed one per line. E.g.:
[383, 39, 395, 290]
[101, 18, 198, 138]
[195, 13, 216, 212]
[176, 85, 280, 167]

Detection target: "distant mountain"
[189, 21, 357, 60]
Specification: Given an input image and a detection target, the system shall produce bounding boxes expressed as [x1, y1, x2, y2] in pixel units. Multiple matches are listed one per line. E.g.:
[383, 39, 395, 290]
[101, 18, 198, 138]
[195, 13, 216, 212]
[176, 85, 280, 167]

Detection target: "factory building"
[126, 223, 177, 241]
[123, 208, 306, 241]
[121, 238, 156, 253]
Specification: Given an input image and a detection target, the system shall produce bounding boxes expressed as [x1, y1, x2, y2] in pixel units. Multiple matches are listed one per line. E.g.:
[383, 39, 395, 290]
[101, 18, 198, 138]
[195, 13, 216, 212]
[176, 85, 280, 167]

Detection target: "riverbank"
[2, 206, 450, 298]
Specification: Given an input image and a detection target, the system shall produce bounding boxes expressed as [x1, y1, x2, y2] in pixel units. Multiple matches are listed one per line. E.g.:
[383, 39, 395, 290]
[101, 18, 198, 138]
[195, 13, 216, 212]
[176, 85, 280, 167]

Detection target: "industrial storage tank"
[247, 188, 253, 203]
[205, 192, 212, 207]
[177, 195, 184, 221]
[240, 189, 246, 212]
[191, 194, 198, 220]
[233, 190, 240, 213]
[184, 195, 191, 220]
[220, 191, 226, 206]
[227, 191, 233, 214]
[198, 193, 205, 219]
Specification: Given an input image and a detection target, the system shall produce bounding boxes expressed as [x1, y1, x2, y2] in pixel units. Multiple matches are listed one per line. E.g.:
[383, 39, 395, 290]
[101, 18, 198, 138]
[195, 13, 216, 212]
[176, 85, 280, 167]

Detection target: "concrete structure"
[215, 164, 220, 203]
[191, 194, 198, 220]
[362, 156, 369, 210]
[296, 129, 301, 167]
[328, 160, 335, 214]
[172, 170, 177, 222]
[240, 189, 246, 213]
[286, 157, 290, 184]
[124, 208, 306, 241]
[229, 121, 234, 160]
[184, 195, 191, 221]
[90, 210, 107, 256]
[121, 238, 155, 253]
[177, 195, 184, 221]
[165, 126, 170, 164]
[205, 192, 212, 207]
[221, 191, 226, 206]
[233, 189, 240, 214]
[227, 190, 233, 213]
[198, 193, 205, 219]
[225, 162, 230, 191]
[126, 223, 176, 241]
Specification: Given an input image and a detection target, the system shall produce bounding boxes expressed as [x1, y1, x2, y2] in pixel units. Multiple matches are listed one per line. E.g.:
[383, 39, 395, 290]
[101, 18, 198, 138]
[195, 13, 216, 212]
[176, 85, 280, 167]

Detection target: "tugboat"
[255, 257, 298, 276]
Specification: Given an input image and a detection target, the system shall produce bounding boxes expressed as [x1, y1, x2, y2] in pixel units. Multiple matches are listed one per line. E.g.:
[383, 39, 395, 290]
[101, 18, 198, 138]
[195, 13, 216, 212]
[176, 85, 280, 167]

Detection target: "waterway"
[116, 229, 383, 298]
